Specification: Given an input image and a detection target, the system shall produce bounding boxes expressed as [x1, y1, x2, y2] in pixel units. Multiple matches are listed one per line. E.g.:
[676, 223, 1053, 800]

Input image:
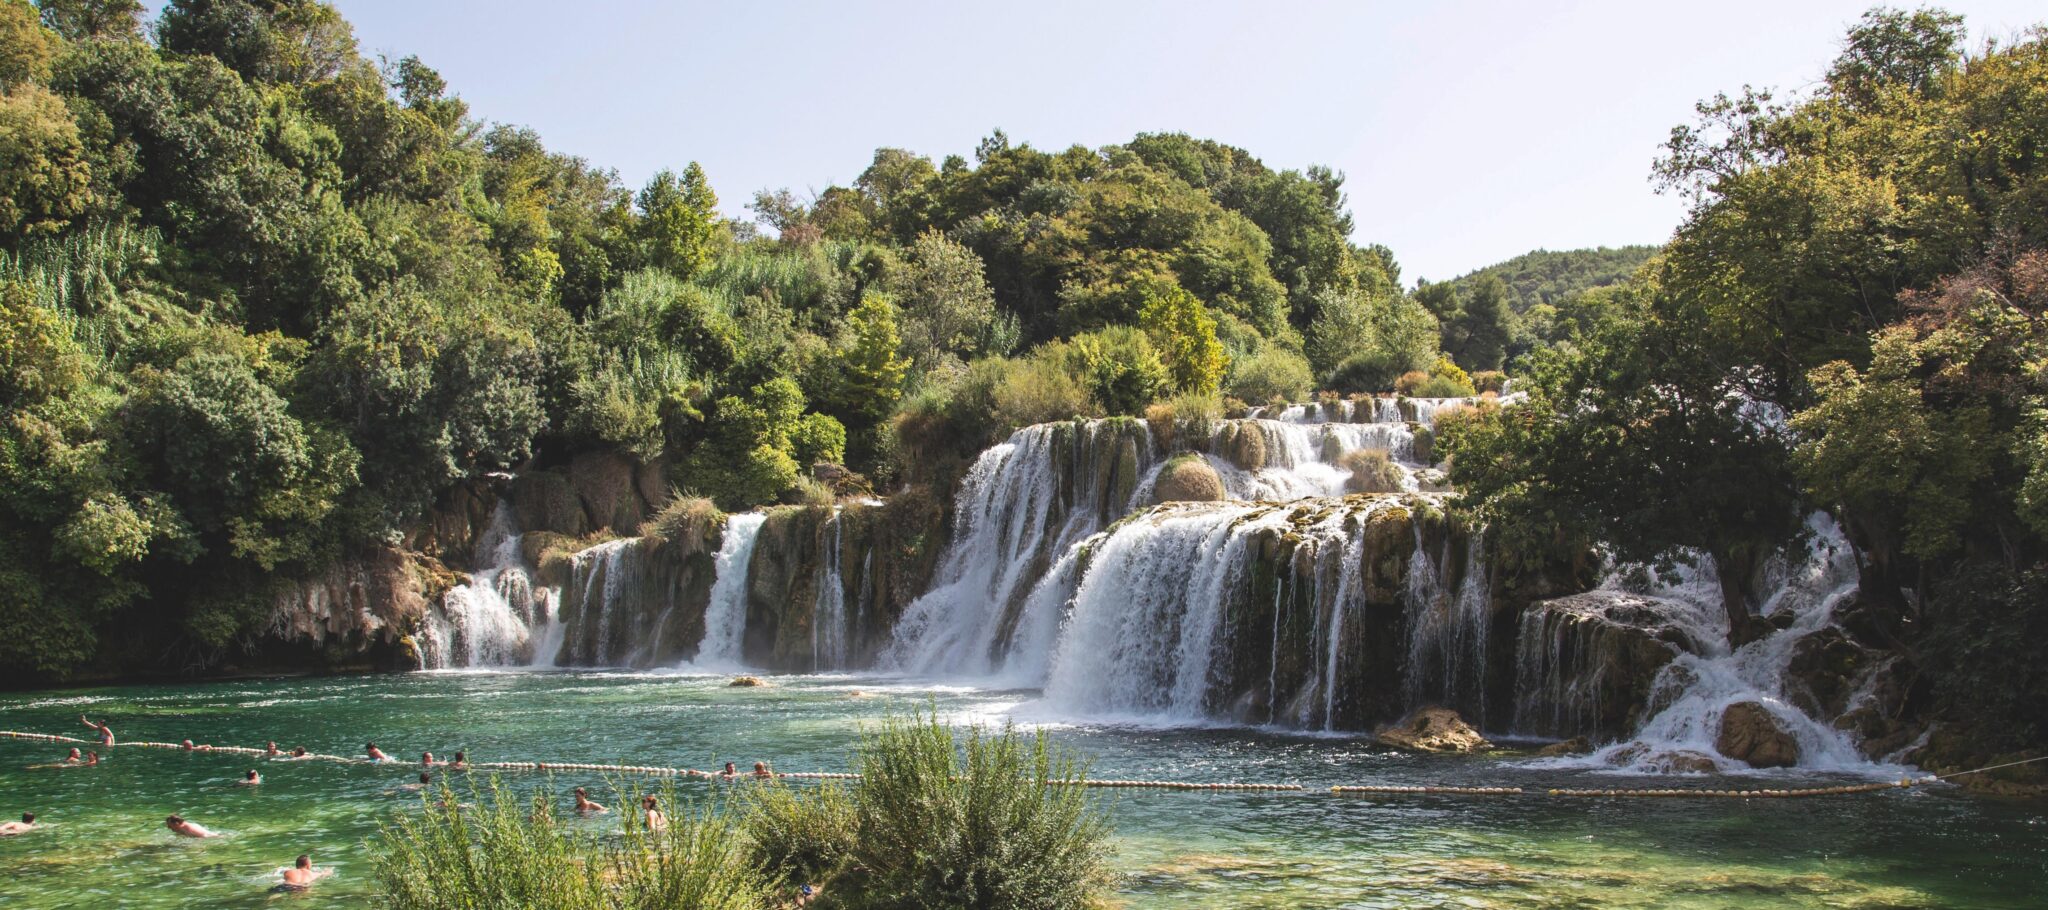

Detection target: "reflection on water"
[1, 671, 2042, 909]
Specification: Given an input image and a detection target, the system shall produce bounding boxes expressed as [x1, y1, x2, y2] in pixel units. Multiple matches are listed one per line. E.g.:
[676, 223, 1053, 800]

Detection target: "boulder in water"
[1375, 706, 1491, 753]
[1152, 456, 1226, 504]
[1716, 701, 1800, 768]
[1536, 736, 1592, 757]
[728, 675, 769, 688]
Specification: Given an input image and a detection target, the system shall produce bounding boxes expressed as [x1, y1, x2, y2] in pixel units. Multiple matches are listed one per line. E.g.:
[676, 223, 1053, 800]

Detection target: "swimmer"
[721, 762, 738, 781]
[640, 795, 666, 833]
[421, 751, 436, 767]
[290, 747, 308, 758]
[278, 854, 330, 891]
[79, 714, 114, 746]
[181, 739, 197, 752]
[265, 742, 280, 757]
[238, 769, 262, 786]
[63, 748, 82, 763]
[366, 742, 390, 762]
[399, 772, 432, 793]
[83, 751, 98, 766]
[449, 751, 467, 771]
[0, 813, 35, 836]
[30, 749, 82, 769]
[573, 787, 607, 815]
[752, 761, 773, 779]
[165, 814, 220, 838]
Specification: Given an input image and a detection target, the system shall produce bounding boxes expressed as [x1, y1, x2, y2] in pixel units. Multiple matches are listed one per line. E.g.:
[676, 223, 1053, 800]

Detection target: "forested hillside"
[1415, 245, 1658, 366]
[0, 0, 1452, 681]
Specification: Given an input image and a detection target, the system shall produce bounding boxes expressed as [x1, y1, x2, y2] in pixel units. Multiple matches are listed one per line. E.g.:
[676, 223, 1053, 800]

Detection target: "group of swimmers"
[15, 716, 788, 890]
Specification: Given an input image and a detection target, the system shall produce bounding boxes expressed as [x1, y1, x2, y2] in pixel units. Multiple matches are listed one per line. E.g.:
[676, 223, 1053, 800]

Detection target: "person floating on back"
[79, 715, 114, 746]
[366, 743, 390, 762]
[279, 853, 330, 891]
[0, 813, 35, 836]
[238, 769, 261, 787]
[573, 787, 607, 815]
[165, 814, 219, 838]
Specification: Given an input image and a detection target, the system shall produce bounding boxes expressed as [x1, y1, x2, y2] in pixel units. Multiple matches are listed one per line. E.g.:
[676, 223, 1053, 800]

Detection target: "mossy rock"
[1216, 422, 1268, 471]
[1152, 456, 1226, 504]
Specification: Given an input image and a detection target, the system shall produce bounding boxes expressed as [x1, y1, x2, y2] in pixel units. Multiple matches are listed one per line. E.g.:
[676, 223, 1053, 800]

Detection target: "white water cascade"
[1566, 514, 1893, 772]
[418, 503, 558, 669]
[690, 512, 767, 671]
[812, 510, 849, 671]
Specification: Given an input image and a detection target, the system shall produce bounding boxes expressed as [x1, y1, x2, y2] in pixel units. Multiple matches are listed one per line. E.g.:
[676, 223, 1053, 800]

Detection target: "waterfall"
[418, 503, 552, 669]
[1403, 530, 1492, 720]
[1549, 514, 1892, 771]
[691, 512, 766, 670]
[561, 539, 639, 667]
[1039, 503, 1288, 720]
[883, 420, 1152, 676]
[812, 510, 849, 671]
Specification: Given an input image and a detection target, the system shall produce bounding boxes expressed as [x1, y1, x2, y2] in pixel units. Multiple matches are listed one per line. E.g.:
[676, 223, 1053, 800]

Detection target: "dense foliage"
[1439, 8, 2048, 750]
[0, 0, 1444, 681]
[1421, 245, 1658, 364]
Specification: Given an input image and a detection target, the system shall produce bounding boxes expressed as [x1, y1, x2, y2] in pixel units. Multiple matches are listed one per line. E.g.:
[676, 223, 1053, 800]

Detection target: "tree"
[1308, 287, 1438, 391]
[1450, 274, 1510, 371]
[1138, 285, 1226, 395]
[893, 229, 997, 370]
[637, 163, 721, 279]
[36, 0, 144, 41]
[834, 296, 909, 422]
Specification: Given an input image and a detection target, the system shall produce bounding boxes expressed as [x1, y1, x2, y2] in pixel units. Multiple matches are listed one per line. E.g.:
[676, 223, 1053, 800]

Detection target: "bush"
[789, 412, 848, 467]
[989, 355, 1097, 431]
[1069, 326, 1169, 416]
[372, 779, 771, 910]
[748, 709, 1113, 910]
[1143, 390, 1222, 451]
[1411, 375, 1475, 398]
[1338, 448, 1403, 493]
[1225, 346, 1313, 404]
[641, 495, 721, 546]
[1392, 370, 1430, 396]
[1470, 370, 1507, 394]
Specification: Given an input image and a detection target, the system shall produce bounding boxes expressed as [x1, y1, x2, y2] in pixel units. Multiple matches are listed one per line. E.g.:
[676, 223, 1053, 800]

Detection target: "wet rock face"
[1152, 457, 1226, 504]
[1785, 627, 1874, 719]
[1513, 591, 1695, 741]
[1376, 706, 1491, 753]
[571, 450, 645, 535]
[264, 547, 432, 668]
[1716, 701, 1801, 768]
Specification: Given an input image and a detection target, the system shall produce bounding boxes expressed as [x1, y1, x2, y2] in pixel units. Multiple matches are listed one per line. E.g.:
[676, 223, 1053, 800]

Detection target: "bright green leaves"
[1138, 285, 1226, 396]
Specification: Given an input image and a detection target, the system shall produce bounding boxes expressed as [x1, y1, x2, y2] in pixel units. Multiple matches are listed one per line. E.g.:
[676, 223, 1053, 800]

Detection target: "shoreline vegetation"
[371, 710, 1114, 910]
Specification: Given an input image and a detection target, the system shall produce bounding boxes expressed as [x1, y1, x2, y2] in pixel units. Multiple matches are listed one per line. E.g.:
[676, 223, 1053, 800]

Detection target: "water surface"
[1, 671, 2040, 908]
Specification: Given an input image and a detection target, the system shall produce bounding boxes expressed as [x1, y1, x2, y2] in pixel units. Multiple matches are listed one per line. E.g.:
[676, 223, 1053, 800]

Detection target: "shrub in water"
[1338, 448, 1403, 494]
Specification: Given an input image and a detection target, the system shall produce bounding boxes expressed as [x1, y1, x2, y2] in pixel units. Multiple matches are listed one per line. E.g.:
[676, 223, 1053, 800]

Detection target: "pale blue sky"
[158, 1, 2045, 282]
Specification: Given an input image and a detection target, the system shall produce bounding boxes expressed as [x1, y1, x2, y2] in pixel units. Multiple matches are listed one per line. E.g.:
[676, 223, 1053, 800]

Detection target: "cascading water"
[1404, 530, 1492, 720]
[690, 512, 766, 671]
[883, 420, 1152, 676]
[418, 503, 554, 669]
[812, 510, 849, 671]
[1547, 514, 1897, 772]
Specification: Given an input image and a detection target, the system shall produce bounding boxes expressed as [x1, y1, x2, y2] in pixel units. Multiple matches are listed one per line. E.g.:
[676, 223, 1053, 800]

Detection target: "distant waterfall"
[418, 503, 556, 669]
[691, 512, 766, 670]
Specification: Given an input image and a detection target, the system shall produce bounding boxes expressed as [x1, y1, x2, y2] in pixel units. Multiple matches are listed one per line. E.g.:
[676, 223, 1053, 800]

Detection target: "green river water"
[0, 670, 2041, 908]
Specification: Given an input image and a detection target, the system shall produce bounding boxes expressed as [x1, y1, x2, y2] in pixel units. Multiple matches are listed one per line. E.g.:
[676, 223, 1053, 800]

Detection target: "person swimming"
[290, 747, 308, 758]
[31, 749, 82, 769]
[264, 742, 280, 757]
[82, 751, 98, 766]
[278, 854, 330, 891]
[640, 795, 666, 833]
[181, 739, 197, 752]
[0, 813, 35, 836]
[238, 769, 261, 786]
[721, 762, 738, 781]
[573, 787, 607, 815]
[164, 814, 219, 838]
[449, 751, 467, 771]
[79, 715, 114, 746]
[366, 742, 390, 762]
[399, 772, 432, 793]
[421, 751, 436, 767]
[63, 748, 81, 763]
[752, 761, 773, 779]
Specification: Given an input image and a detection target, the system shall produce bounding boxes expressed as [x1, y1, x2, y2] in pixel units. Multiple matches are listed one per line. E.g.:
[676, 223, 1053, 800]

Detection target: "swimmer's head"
[20, 813, 32, 824]
[419, 772, 431, 784]
[296, 854, 311, 869]
[165, 814, 183, 826]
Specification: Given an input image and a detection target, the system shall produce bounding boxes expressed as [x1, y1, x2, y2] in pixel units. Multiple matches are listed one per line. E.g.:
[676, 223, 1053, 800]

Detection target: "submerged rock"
[1375, 706, 1490, 753]
[728, 676, 768, 687]
[1716, 701, 1801, 768]
[1152, 456, 1226, 504]
[1536, 736, 1592, 757]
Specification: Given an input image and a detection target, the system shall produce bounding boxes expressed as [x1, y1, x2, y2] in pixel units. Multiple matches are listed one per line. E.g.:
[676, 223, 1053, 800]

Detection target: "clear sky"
[160, 1, 2046, 283]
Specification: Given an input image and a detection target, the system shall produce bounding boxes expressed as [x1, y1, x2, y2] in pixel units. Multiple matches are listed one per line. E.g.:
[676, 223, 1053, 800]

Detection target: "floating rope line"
[7, 730, 2035, 800]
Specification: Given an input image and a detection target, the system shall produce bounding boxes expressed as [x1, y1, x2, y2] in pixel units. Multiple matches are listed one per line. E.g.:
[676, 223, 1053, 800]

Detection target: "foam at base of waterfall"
[1538, 515, 1911, 777]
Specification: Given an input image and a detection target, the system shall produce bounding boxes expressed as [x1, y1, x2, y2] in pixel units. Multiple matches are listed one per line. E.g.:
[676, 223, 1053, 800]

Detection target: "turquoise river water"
[1, 670, 2043, 908]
